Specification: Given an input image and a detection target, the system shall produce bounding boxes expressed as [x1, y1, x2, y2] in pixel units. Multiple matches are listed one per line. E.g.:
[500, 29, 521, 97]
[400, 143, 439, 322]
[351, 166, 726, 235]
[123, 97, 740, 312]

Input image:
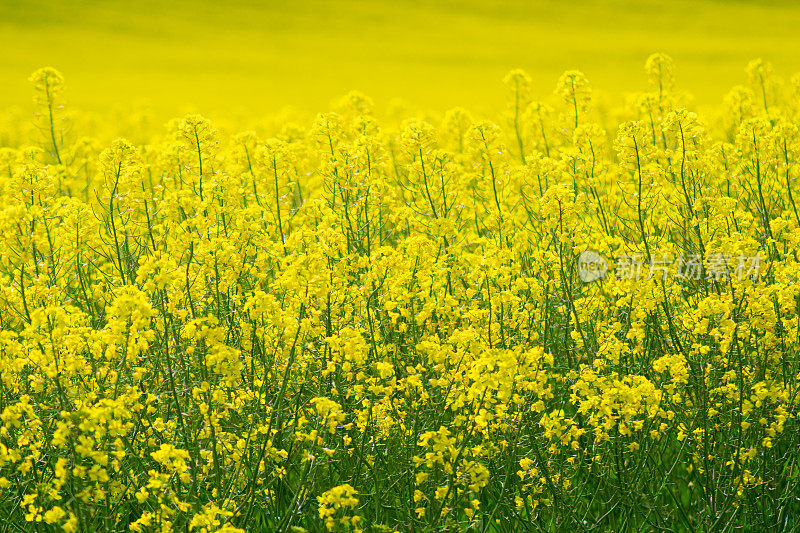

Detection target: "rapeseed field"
[1, 1, 799, 531]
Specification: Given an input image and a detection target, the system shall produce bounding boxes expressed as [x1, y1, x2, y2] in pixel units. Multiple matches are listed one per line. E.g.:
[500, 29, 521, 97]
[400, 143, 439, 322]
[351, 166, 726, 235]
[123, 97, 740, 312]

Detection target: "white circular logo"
[577, 250, 608, 283]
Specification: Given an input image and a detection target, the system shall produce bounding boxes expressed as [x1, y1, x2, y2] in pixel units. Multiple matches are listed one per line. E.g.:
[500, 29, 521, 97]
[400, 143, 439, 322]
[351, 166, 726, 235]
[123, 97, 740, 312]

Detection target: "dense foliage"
[1, 57, 799, 531]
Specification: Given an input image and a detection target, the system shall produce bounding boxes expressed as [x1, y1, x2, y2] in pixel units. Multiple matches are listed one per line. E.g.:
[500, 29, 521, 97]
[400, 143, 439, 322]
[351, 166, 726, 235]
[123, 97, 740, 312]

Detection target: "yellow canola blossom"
[0, 58, 799, 531]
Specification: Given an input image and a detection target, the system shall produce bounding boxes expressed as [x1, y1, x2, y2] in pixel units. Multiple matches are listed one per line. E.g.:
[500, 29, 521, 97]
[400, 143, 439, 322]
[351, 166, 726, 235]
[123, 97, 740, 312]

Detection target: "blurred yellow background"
[1, 0, 799, 118]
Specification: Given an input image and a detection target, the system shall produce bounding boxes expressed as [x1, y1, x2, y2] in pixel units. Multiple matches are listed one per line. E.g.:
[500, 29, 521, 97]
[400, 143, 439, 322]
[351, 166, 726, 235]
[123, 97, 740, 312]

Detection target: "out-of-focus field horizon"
[1, 0, 800, 119]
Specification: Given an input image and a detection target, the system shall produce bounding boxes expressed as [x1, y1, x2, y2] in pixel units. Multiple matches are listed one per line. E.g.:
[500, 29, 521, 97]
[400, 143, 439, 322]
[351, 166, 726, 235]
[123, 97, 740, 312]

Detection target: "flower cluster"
[0, 57, 798, 531]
